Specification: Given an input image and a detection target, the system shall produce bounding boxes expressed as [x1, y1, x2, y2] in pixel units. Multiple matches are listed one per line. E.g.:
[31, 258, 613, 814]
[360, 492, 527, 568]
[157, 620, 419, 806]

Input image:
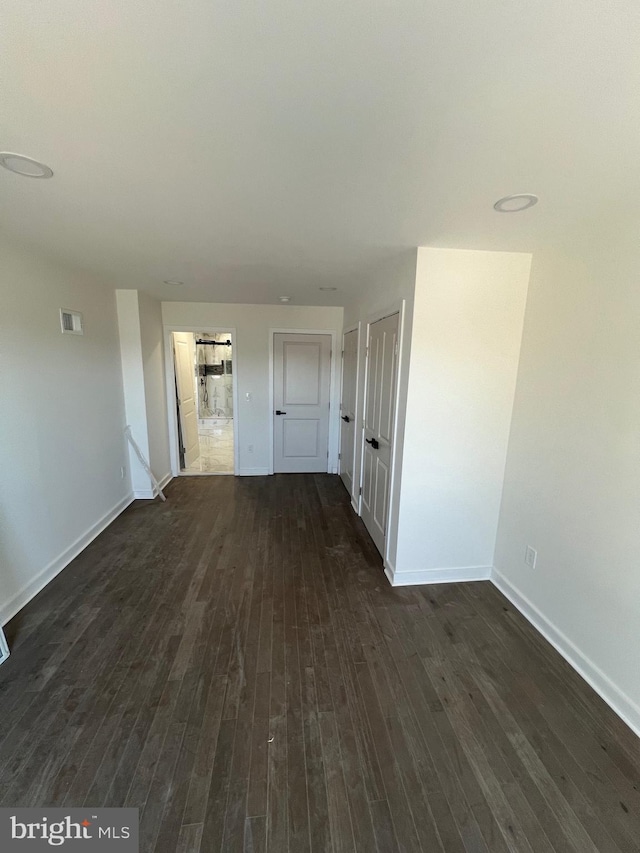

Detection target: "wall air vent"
[60, 309, 84, 335]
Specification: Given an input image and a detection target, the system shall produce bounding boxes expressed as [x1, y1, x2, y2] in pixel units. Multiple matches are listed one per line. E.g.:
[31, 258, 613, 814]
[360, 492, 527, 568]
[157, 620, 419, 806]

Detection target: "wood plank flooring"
[1, 474, 639, 852]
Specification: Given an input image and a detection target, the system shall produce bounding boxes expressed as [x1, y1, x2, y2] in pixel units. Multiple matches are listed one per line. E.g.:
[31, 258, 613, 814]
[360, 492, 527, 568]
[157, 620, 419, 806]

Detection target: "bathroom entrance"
[172, 330, 236, 475]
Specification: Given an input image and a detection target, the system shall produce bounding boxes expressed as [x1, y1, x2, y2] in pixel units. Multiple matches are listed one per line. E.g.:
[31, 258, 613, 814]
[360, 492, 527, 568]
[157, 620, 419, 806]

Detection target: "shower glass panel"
[196, 333, 233, 419]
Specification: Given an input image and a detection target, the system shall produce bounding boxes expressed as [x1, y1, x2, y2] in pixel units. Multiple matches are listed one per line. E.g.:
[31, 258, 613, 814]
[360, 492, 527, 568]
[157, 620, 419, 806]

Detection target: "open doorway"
[172, 330, 235, 475]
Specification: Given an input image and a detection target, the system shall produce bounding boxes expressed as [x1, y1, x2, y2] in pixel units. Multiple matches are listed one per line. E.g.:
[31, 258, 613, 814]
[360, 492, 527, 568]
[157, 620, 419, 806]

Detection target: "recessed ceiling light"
[0, 152, 53, 178]
[319, 287, 338, 291]
[278, 296, 291, 303]
[164, 279, 184, 286]
[493, 193, 538, 213]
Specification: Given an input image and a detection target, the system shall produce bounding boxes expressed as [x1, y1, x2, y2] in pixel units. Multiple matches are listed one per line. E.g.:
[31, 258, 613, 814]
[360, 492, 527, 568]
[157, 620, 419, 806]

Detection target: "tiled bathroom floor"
[183, 420, 234, 474]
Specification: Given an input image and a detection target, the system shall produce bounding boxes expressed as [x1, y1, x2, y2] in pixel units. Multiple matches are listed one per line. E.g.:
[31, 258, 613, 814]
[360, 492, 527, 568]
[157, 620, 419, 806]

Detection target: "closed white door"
[361, 313, 399, 555]
[339, 328, 358, 497]
[173, 332, 200, 469]
[273, 333, 332, 473]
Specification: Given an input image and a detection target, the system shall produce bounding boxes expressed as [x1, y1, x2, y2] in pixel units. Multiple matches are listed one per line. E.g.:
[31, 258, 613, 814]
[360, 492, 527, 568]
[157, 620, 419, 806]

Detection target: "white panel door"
[361, 313, 399, 556]
[173, 332, 200, 469]
[274, 333, 331, 473]
[339, 328, 358, 497]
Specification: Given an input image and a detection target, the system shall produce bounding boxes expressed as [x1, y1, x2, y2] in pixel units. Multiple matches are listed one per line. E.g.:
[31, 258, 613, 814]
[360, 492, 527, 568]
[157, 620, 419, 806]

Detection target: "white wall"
[494, 226, 640, 735]
[343, 249, 418, 570]
[0, 241, 131, 626]
[393, 248, 531, 584]
[116, 290, 150, 495]
[161, 302, 343, 475]
[139, 292, 171, 483]
[117, 290, 171, 497]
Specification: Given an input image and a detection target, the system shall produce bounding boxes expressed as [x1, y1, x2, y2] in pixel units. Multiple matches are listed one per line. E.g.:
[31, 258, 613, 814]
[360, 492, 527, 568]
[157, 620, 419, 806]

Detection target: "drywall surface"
[394, 248, 531, 582]
[342, 249, 418, 570]
[494, 228, 640, 732]
[116, 290, 150, 495]
[0, 241, 130, 625]
[161, 302, 343, 475]
[117, 290, 171, 495]
[138, 292, 171, 482]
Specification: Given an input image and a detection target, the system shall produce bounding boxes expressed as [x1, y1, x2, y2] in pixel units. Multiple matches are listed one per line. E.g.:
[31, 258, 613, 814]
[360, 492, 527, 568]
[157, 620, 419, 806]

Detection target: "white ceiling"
[2, 1, 640, 305]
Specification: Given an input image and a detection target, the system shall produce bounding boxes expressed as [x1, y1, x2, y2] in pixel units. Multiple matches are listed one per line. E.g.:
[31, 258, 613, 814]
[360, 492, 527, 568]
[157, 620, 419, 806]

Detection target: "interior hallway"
[1, 475, 638, 852]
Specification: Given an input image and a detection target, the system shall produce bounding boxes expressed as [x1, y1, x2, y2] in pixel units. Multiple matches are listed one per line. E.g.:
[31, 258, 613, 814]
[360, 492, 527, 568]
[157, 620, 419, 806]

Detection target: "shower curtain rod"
[195, 339, 232, 346]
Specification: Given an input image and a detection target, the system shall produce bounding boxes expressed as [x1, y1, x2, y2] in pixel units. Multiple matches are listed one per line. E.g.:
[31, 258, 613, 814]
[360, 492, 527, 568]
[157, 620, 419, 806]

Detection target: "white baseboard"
[238, 467, 269, 476]
[388, 565, 492, 587]
[133, 472, 173, 499]
[491, 568, 640, 739]
[1, 492, 134, 628]
[158, 471, 173, 489]
[384, 562, 395, 586]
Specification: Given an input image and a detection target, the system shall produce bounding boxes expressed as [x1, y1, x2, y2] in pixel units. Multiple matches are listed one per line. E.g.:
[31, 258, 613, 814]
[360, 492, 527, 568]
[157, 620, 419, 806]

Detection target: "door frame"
[164, 324, 240, 477]
[268, 328, 340, 476]
[339, 322, 361, 512]
[357, 299, 408, 572]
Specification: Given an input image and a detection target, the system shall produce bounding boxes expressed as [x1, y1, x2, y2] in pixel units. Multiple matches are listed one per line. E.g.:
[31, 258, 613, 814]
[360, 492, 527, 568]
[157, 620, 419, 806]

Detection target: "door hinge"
[359, 486, 362, 495]
[338, 453, 341, 459]
[394, 340, 398, 356]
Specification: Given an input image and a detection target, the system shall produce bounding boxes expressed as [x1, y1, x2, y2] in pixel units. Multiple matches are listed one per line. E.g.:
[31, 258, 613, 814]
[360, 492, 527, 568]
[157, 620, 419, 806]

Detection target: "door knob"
[341, 415, 350, 422]
[275, 410, 287, 415]
[365, 437, 379, 449]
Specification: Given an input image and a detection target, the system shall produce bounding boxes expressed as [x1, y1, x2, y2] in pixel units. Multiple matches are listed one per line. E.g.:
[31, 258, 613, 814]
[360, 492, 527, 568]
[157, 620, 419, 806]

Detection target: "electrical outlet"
[524, 545, 537, 569]
[120, 466, 126, 479]
[248, 444, 254, 453]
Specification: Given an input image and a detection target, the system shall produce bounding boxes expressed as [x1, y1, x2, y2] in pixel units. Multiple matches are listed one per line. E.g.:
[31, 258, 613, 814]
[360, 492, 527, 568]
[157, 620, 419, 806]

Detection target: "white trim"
[0, 493, 134, 628]
[133, 471, 173, 499]
[268, 328, 340, 475]
[491, 568, 640, 739]
[133, 490, 158, 499]
[163, 325, 240, 477]
[238, 467, 270, 476]
[383, 556, 396, 586]
[180, 471, 233, 477]
[338, 323, 361, 508]
[0, 628, 9, 666]
[158, 471, 173, 490]
[387, 565, 492, 587]
[384, 301, 407, 568]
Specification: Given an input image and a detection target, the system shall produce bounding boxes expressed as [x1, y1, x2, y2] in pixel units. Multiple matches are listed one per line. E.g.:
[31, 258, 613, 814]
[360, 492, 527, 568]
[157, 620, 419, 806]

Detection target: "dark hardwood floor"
[1, 475, 639, 852]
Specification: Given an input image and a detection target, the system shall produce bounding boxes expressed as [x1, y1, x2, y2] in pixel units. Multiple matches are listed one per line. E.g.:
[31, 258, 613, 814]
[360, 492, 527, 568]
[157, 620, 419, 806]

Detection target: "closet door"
[339, 328, 358, 498]
[360, 313, 399, 556]
[273, 333, 332, 473]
